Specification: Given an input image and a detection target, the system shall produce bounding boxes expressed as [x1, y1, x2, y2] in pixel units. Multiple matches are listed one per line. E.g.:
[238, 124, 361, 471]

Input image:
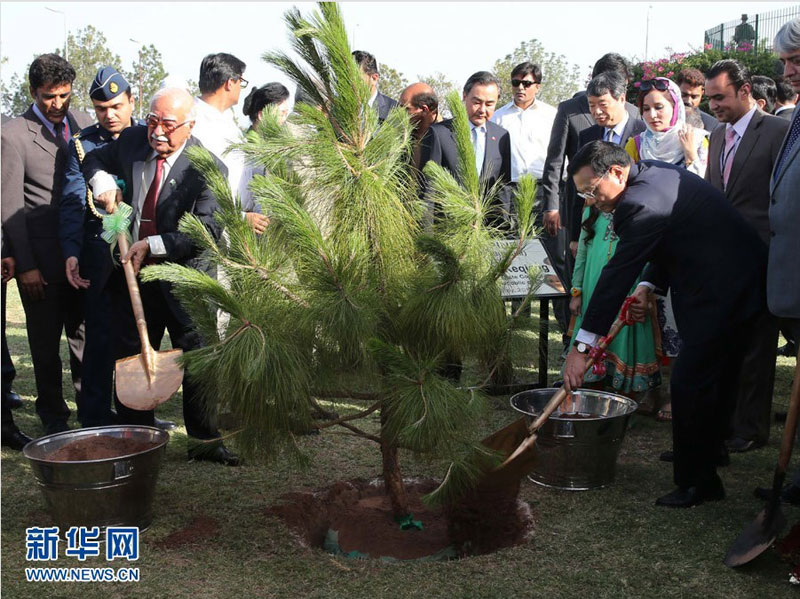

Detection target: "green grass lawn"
[1, 281, 797, 598]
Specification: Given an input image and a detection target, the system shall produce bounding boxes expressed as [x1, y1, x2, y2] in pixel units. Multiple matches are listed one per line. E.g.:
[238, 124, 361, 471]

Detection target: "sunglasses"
[639, 79, 670, 92]
[145, 114, 192, 134]
[511, 79, 539, 89]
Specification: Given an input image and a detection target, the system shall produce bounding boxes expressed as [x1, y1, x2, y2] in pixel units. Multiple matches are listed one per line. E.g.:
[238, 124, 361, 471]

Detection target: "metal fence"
[704, 6, 800, 53]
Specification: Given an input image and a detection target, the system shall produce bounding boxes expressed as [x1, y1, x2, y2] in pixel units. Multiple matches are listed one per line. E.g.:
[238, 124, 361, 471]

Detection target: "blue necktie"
[775, 113, 800, 180]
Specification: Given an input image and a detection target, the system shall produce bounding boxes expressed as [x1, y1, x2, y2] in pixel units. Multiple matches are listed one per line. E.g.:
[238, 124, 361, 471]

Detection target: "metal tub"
[510, 388, 637, 491]
[23, 426, 169, 531]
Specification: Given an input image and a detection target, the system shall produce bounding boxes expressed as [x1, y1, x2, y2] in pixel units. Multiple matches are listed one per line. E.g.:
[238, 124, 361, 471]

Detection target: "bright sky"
[1, 1, 796, 121]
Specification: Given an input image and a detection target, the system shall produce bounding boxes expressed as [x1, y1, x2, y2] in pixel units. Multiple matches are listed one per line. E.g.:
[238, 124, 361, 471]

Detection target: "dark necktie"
[55, 121, 68, 148]
[139, 157, 165, 240]
[774, 113, 800, 180]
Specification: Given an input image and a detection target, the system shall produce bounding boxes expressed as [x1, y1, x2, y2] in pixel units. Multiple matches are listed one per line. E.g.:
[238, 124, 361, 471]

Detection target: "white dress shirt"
[719, 105, 757, 172]
[491, 99, 557, 181]
[191, 98, 246, 200]
[88, 142, 188, 257]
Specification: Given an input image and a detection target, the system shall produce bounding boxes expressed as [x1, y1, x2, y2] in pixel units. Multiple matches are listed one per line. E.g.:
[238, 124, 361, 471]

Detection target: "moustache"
[151, 133, 169, 143]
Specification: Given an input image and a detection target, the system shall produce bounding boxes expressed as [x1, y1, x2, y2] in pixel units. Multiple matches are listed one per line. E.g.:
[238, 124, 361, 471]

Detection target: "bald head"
[399, 82, 438, 138]
[147, 87, 196, 157]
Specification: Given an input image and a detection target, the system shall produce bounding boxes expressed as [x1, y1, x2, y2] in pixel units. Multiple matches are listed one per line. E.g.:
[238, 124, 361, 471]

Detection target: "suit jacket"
[582, 161, 766, 344]
[705, 110, 788, 244]
[373, 92, 398, 122]
[567, 115, 646, 241]
[775, 105, 795, 120]
[699, 109, 719, 132]
[540, 91, 639, 214]
[1, 106, 92, 282]
[769, 111, 800, 318]
[82, 127, 225, 272]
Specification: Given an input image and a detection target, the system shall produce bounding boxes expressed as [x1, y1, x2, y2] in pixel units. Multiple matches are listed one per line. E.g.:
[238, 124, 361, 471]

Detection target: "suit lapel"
[25, 110, 58, 158]
[482, 123, 500, 177]
[708, 127, 725, 190]
[772, 114, 800, 192]
[726, 112, 761, 192]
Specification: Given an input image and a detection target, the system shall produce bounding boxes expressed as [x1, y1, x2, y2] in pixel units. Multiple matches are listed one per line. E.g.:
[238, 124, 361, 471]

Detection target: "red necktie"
[139, 157, 165, 240]
[55, 121, 68, 147]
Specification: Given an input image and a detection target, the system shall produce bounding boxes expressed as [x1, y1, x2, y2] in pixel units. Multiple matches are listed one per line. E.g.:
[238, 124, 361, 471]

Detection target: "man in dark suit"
[1, 53, 93, 435]
[676, 68, 719, 132]
[774, 76, 797, 119]
[83, 87, 238, 465]
[568, 71, 645, 243]
[563, 142, 766, 508]
[704, 60, 789, 453]
[419, 71, 512, 227]
[352, 50, 398, 122]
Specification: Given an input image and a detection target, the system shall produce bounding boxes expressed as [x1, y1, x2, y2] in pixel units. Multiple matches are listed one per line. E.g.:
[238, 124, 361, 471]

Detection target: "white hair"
[150, 86, 197, 120]
[775, 18, 800, 54]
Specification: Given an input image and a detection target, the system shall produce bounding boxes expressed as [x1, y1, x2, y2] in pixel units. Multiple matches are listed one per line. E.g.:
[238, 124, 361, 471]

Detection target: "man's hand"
[245, 212, 270, 235]
[543, 210, 561, 237]
[569, 241, 578, 258]
[1, 257, 15, 283]
[65, 257, 90, 290]
[94, 188, 122, 214]
[17, 268, 47, 301]
[628, 285, 653, 323]
[569, 295, 582, 316]
[122, 240, 150, 276]
[563, 346, 588, 392]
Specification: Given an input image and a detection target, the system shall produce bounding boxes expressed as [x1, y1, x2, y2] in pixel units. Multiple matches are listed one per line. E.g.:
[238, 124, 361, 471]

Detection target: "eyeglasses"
[577, 169, 610, 200]
[639, 79, 670, 92]
[145, 114, 192, 134]
[511, 79, 539, 89]
[237, 77, 249, 89]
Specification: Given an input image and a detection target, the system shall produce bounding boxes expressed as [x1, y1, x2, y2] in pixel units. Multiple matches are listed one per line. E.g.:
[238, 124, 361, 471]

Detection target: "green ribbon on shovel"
[394, 513, 424, 531]
[101, 200, 133, 260]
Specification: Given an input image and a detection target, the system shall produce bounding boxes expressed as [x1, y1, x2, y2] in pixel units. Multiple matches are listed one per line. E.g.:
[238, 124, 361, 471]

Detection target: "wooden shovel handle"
[778, 346, 800, 474]
[117, 234, 153, 356]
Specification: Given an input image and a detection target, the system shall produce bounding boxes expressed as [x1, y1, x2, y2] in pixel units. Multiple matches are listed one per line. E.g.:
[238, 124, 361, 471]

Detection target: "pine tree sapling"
[146, 1, 540, 520]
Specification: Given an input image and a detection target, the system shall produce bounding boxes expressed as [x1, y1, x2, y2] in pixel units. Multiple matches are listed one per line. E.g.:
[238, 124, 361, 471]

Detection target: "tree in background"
[493, 39, 581, 107]
[378, 62, 408, 101]
[59, 26, 122, 112]
[0, 57, 31, 117]
[419, 72, 458, 118]
[125, 44, 169, 117]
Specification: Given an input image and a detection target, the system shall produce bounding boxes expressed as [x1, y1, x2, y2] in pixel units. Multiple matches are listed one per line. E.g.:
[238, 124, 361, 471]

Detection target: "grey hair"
[587, 71, 627, 100]
[775, 18, 800, 54]
[150, 86, 197, 120]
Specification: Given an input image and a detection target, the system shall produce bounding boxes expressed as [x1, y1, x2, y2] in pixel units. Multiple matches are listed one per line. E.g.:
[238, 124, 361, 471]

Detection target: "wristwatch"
[574, 341, 591, 354]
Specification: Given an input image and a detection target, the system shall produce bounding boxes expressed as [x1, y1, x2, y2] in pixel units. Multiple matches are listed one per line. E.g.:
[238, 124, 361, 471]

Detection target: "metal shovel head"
[723, 505, 787, 568]
[115, 348, 184, 411]
[478, 417, 540, 489]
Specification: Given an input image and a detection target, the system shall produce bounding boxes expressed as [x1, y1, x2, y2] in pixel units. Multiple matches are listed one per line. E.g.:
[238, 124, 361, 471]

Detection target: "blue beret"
[90, 66, 130, 101]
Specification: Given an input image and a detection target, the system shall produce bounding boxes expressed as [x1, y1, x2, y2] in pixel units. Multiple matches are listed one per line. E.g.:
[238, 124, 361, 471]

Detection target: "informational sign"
[495, 238, 568, 299]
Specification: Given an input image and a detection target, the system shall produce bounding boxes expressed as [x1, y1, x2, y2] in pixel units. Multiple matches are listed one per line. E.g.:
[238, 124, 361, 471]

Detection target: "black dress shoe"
[154, 417, 177, 431]
[3, 390, 23, 409]
[754, 484, 800, 506]
[659, 450, 730, 467]
[1, 427, 33, 450]
[725, 437, 764, 453]
[656, 479, 725, 508]
[187, 443, 241, 466]
[43, 421, 70, 436]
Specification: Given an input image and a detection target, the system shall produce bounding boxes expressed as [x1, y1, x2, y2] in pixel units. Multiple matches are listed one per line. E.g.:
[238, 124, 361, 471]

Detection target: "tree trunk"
[380, 407, 409, 518]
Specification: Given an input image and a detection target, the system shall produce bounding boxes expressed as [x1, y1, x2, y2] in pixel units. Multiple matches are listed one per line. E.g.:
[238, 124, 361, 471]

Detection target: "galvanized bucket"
[510, 388, 637, 491]
[23, 426, 169, 532]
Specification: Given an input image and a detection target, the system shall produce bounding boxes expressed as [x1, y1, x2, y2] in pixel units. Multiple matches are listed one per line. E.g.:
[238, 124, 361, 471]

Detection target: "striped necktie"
[774, 112, 800, 180]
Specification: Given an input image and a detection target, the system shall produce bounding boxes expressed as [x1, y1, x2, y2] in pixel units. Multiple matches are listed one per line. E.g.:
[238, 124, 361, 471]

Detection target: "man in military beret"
[59, 66, 174, 430]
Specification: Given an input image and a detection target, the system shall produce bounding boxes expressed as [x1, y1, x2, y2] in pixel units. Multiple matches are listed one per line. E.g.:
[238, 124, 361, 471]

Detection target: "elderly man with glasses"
[83, 87, 240, 466]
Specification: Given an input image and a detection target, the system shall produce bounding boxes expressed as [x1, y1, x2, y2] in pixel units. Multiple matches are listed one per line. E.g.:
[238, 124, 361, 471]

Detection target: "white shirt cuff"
[575, 329, 600, 346]
[146, 235, 167, 257]
[88, 171, 118, 197]
[637, 282, 655, 291]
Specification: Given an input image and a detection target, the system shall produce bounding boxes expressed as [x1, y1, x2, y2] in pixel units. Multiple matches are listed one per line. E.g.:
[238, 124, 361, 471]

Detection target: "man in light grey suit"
[755, 18, 800, 504]
[704, 59, 789, 453]
[1, 54, 92, 435]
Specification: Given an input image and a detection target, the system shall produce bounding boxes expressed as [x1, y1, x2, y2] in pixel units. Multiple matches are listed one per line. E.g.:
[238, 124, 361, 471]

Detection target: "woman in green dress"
[567, 205, 661, 394]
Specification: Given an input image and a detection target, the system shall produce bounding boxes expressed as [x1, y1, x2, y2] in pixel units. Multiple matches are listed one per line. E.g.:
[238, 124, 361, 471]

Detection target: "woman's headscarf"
[638, 77, 689, 164]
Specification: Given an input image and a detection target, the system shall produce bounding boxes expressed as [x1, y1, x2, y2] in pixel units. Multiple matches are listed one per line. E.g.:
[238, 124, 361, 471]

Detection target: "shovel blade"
[723, 505, 787, 568]
[478, 418, 540, 489]
[115, 349, 184, 411]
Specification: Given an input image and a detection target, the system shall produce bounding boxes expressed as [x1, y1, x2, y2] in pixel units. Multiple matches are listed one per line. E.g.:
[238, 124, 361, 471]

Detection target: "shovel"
[479, 296, 637, 488]
[114, 233, 184, 411]
[723, 344, 800, 568]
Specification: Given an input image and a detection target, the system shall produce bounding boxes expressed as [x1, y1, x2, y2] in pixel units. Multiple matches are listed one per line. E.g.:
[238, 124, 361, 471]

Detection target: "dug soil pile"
[268, 478, 533, 560]
[48, 436, 161, 462]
